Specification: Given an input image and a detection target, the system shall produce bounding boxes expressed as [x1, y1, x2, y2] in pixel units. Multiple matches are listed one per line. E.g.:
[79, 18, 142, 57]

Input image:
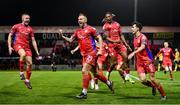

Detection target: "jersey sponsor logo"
[84, 29, 88, 33]
[86, 55, 93, 62]
[18, 45, 22, 48]
[77, 34, 85, 39]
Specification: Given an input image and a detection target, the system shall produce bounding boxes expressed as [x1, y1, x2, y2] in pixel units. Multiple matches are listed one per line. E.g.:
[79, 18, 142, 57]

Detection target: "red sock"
[152, 81, 166, 96]
[26, 65, 32, 80]
[125, 68, 130, 74]
[107, 67, 111, 73]
[83, 74, 90, 89]
[99, 69, 103, 75]
[96, 74, 107, 84]
[88, 73, 92, 80]
[19, 60, 24, 72]
[158, 85, 166, 96]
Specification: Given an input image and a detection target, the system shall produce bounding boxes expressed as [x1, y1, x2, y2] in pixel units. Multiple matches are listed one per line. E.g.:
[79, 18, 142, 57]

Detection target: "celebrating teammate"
[102, 12, 134, 83]
[59, 13, 114, 99]
[128, 21, 166, 100]
[8, 13, 39, 89]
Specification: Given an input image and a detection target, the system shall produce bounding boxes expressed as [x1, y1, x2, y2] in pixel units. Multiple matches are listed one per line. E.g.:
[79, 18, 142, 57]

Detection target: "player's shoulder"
[87, 25, 96, 31]
[112, 21, 121, 27]
[169, 48, 173, 51]
[114, 21, 120, 25]
[12, 23, 21, 28]
[103, 22, 110, 30]
[27, 26, 33, 31]
[161, 48, 165, 51]
[141, 34, 148, 39]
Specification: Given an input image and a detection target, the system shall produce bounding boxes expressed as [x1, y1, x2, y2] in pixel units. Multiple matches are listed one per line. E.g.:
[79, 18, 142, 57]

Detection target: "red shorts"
[13, 44, 32, 56]
[108, 43, 127, 57]
[136, 62, 156, 75]
[82, 52, 97, 66]
[97, 53, 108, 65]
[163, 59, 172, 67]
[117, 54, 123, 65]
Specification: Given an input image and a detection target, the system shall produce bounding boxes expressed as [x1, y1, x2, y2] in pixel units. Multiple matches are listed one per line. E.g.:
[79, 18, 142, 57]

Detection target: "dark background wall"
[0, 0, 180, 26]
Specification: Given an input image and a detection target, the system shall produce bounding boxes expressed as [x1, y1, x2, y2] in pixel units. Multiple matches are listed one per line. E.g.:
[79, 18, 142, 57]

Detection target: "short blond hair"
[79, 13, 88, 22]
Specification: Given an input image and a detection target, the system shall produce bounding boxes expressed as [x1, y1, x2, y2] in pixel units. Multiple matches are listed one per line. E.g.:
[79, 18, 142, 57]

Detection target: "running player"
[8, 13, 39, 89]
[102, 12, 134, 83]
[128, 21, 166, 100]
[59, 13, 114, 99]
[174, 48, 180, 72]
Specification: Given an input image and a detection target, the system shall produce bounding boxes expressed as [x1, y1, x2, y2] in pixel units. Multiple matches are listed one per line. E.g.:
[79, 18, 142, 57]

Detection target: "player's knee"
[82, 70, 88, 75]
[150, 77, 155, 82]
[20, 54, 26, 59]
[165, 67, 169, 71]
[26, 61, 32, 66]
[141, 79, 147, 84]
[139, 76, 146, 82]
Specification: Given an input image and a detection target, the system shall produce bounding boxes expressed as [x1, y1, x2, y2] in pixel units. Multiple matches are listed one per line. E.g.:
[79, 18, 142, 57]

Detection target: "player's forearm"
[156, 52, 161, 58]
[106, 37, 120, 43]
[73, 45, 79, 52]
[8, 34, 12, 48]
[121, 34, 129, 47]
[32, 40, 39, 53]
[134, 45, 145, 54]
[98, 36, 103, 52]
[62, 35, 72, 42]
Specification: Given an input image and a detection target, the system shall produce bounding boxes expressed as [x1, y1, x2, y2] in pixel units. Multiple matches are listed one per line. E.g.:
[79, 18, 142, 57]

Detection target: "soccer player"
[59, 13, 114, 99]
[128, 21, 166, 100]
[71, 45, 98, 90]
[102, 12, 134, 83]
[155, 42, 174, 80]
[8, 13, 39, 89]
[155, 50, 163, 71]
[174, 48, 180, 72]
[51, 52, 57, 72]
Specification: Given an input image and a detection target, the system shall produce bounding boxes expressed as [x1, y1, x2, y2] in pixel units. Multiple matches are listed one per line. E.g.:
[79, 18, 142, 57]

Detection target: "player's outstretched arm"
[155, 50, 162, 60]
[32, 37, 39, 56]
[121, 34, 132, 51]
[7, 33, 14, 55]
[96, 35, 103, 55]
[59, 29, 74, 43]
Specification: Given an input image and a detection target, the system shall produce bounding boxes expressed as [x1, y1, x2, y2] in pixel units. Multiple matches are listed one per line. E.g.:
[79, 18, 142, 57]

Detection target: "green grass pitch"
[0, 70, 180, 104]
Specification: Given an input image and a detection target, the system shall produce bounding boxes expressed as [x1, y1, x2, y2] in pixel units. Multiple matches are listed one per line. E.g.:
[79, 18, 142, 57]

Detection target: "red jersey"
[72, 25, 98, 56]
[103, 21, 122, 41]
[10, 23, 34, 48]
[159, 48, 174, 61]
[134, 34, 153, 63]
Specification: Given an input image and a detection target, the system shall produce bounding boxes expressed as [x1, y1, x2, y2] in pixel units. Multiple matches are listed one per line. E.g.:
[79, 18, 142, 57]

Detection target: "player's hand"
[128, 52, 135, 60]
[71, 50, 75, 54]
[154, 56, 157, 60]
[36, 51, 40, 56]
[59, 29, 63, 35]
[127, 45, 132, 52]
[8, 47, 14, 55]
